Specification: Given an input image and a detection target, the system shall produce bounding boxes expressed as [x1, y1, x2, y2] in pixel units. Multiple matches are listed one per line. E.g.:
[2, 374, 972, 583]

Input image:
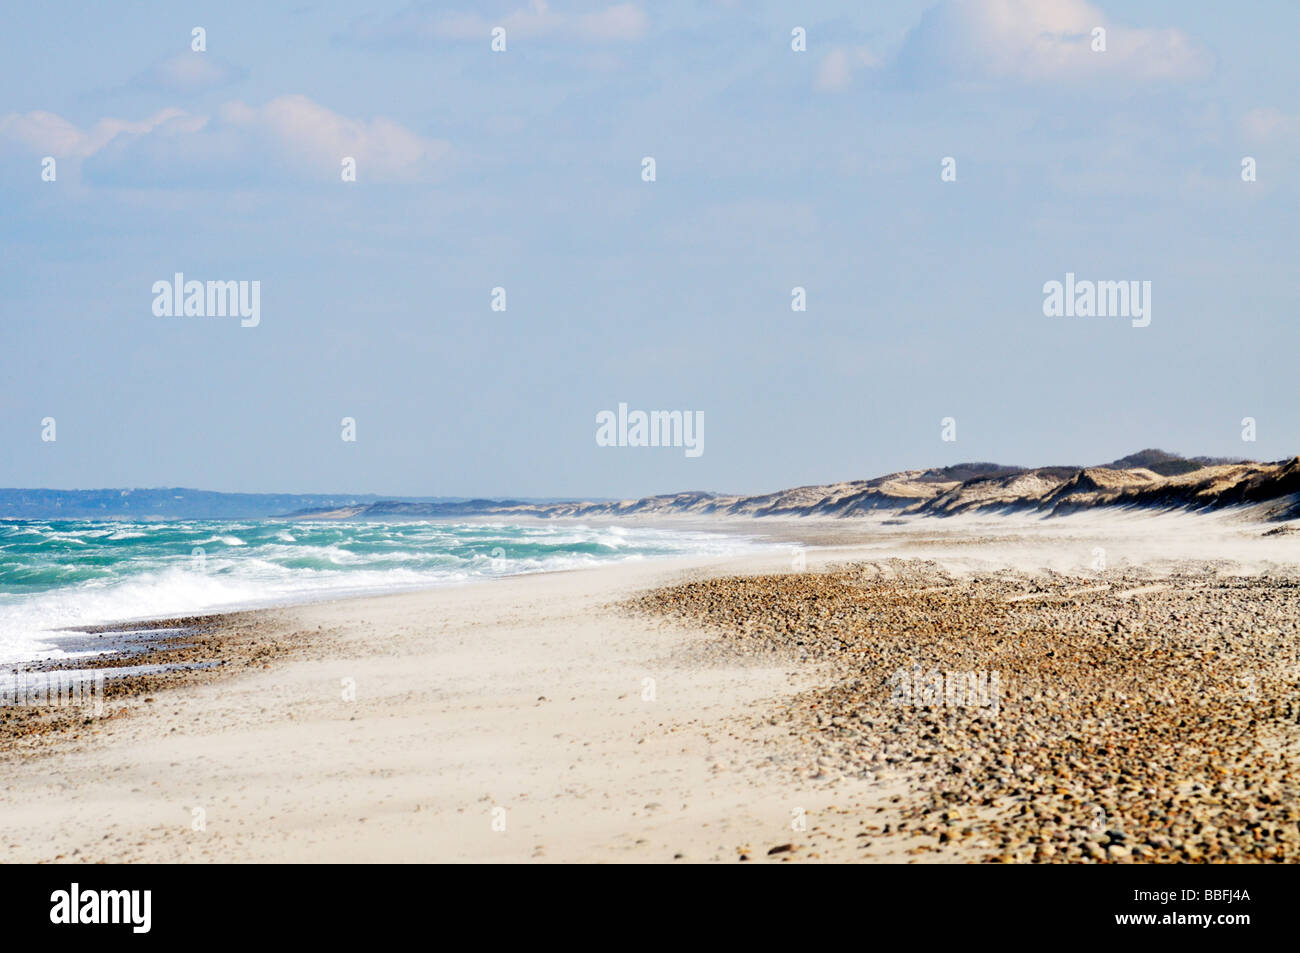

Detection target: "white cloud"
[0, 108, 202, 159]
[0, 97, 447, 184]
[219, 96, 447, 180]
[895, 0, 1212, 86]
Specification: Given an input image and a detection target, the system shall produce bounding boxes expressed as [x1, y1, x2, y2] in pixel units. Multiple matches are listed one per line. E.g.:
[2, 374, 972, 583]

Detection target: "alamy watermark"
[152, 273, 261, 327]
[1042, 272, 1150, 328]
[50, 883, 150, 933]
[1, 670, 104, 716]
[596, 403, 703, 458]
[890, 665, 1001, 716]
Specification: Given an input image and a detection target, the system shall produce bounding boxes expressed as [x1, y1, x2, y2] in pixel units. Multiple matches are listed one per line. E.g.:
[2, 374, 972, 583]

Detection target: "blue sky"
[2, 1, 1297, 497]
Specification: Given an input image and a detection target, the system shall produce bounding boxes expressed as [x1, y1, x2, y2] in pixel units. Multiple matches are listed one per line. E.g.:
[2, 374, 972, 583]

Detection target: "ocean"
[0, 519, 768, 665]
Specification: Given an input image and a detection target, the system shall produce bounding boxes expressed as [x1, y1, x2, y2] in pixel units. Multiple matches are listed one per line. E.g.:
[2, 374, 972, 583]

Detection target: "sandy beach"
[3, 510, 1298, 863]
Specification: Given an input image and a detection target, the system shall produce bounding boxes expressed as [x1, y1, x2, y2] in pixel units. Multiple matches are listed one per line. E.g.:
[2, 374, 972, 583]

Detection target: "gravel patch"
[629, 559, 1300, 863]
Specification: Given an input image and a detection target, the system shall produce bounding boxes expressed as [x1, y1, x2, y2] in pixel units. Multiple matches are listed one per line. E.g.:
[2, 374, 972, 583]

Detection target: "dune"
[282, 450, 1300, 524]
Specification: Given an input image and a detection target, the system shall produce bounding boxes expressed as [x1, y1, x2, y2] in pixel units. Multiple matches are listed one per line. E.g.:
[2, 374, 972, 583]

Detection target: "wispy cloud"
[344, 1, 648, 47]
[816, 47, 882, 92]
[219, 96, 447, 180]
[0, 96, 448, 184]
[0, 108, 201, 159]
[1242, 107, 1300, 143]
[131, 53, 248, 94]
[893, 0, 1212, 87]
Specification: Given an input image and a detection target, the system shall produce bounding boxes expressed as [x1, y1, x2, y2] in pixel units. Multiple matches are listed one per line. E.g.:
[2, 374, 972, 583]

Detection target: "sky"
[1, 1, 1297, 498]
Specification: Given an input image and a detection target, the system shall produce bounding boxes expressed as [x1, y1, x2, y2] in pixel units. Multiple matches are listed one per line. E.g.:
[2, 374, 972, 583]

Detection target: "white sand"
[1, 509, 1294, 863]
[0, 554, 899, 863]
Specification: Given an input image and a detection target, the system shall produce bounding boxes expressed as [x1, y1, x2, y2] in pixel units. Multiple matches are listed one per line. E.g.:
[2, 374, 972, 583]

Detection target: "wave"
[0, 519, 770, 665]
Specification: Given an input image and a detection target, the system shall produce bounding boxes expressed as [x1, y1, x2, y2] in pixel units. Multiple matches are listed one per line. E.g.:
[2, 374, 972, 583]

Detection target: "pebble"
[631, 561, 1300, 864]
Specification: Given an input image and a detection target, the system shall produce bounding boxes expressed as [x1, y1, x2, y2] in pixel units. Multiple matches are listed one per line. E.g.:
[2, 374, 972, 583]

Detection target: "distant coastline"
[5, 448, 1297, 524]
[280, 448, 1300, 523]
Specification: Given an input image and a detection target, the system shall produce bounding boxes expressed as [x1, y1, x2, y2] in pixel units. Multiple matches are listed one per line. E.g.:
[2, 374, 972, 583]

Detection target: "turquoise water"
[0, 519, 764, 664]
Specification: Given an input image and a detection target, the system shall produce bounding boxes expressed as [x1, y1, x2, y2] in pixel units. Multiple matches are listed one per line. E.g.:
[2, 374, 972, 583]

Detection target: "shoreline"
[1, 552, 892, 862]
[1, 510, 1297, 862]
[0, 515, 785, 671]
[8, 505, 1293, 672]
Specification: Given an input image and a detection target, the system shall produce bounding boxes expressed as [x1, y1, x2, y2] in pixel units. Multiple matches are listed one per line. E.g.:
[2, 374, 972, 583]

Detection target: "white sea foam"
[0, 520, 772, 665]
